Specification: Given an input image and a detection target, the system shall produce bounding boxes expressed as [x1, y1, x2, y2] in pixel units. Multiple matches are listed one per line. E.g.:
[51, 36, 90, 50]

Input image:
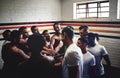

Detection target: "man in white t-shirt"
[77, 37, 96, 78]
[62, 27, 83, 78]
[87, 33, 111, 78]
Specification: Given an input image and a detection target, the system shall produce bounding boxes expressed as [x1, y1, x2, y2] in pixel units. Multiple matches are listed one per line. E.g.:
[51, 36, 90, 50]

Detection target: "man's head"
[10, 30, 21, 44]
[53, 23, 61, 34]
[42, 30, 50, 42]
[88, 33, 96, 47]
[27, 34, 45, 55]
[19, 26, 29, 38]
[2, 30, 11, 40]
[79, 25, 89, 38]
[77, 38, 88, 51]
[62, 27, 74, 46]
[31, 26, 40, 34]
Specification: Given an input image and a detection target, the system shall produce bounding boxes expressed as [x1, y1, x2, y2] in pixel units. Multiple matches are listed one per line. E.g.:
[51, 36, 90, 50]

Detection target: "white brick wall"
[0, 0, 61, 23]
[99, 37, 120, 68]
[61, 0, 120, 21]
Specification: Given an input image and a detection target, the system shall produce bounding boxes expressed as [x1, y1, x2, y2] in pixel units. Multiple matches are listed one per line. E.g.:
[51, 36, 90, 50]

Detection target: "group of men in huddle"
[1, 23, 111, 78]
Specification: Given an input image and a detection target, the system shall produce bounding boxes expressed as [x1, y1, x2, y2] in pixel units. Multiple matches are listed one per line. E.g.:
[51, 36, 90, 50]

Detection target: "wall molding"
[0, 21, 120, 41]
[1, 21, 120, 26]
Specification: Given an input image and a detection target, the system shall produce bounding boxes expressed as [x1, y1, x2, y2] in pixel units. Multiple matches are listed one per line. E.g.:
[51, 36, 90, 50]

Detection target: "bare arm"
[42, 46, 51, 54]
[50, 35, 55, 50]
[20, 38, 27, 44]
[103, 55, 111, 66]
[54, 40, 63, 53]
[50, 35, 63, 54]
[11, 46, 30, 59]
[42, 46, 56, 56]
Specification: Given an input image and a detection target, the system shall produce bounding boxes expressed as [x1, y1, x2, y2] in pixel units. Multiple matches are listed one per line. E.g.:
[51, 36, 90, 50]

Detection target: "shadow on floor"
[0, 65, 120, 78]
[104, 65, 120, 78]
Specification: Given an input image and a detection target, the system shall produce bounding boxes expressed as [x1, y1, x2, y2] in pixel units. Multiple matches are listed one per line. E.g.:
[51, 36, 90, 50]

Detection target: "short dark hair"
[67, 26, 74, 30]
[42, 30, 48, 35]
[53, 23, 59, 27]
[10, 30, 21, 42]
[27, 34, 45, 53]
[2, 30, 11, 40]
[79, 25, 88, 32]
[62, 27, 74, 40]
[88, 33, 96, 41]
[31, 26, 36, 33]
[78, 37, 88, 44]
[19, 26, 26, 34]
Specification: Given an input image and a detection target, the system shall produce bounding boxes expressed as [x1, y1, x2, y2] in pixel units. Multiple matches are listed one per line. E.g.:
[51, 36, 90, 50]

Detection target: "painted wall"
[0, 0, 120, 23]
[61, 0, 120, 21]
[0, 0, 120, 68]
[0, 0, 61, 23]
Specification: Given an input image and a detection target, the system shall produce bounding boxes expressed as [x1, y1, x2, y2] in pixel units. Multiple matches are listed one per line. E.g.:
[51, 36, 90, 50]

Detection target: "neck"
[66, 39, 73, 47]
[82, 48, 87, 54]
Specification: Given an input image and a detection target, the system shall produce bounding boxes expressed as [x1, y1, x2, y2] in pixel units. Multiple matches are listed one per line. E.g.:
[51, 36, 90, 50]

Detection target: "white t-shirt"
[87, 44, 108, 76]
[62, 43, 83, 78]
[83, 51, 96, 78]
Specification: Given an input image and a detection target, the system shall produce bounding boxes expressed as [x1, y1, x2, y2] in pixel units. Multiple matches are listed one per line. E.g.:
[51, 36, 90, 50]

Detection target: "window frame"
[75, 1, 109, 19]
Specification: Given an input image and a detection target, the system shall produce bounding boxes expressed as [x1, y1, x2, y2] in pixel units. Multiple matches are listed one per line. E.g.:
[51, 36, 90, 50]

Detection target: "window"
[75, 1, 109, 19]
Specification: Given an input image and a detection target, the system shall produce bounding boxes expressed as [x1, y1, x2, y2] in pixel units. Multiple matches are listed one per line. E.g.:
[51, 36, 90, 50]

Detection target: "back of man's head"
[62, 27, 74, 40]
[10, 30, 20, 43]
[78, 37, 88, 45]
[27, 34, 45, 55]
[19, 26, 26, 34]
[87, 33, 96, 46]
[79, 25, 88, 32]
[31, 26, 37, 34]
[2, 30, 11, 40]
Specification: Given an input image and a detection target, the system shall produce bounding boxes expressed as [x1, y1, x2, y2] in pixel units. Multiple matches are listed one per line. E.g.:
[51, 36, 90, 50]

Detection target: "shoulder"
[84, 52, 95, 60]
[2, 43, 12, 50]
[51, 34, 57, 38]
[87, 52, 95, 57]
[96, 44, 107, 52]
[96, 44, 104, 48]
